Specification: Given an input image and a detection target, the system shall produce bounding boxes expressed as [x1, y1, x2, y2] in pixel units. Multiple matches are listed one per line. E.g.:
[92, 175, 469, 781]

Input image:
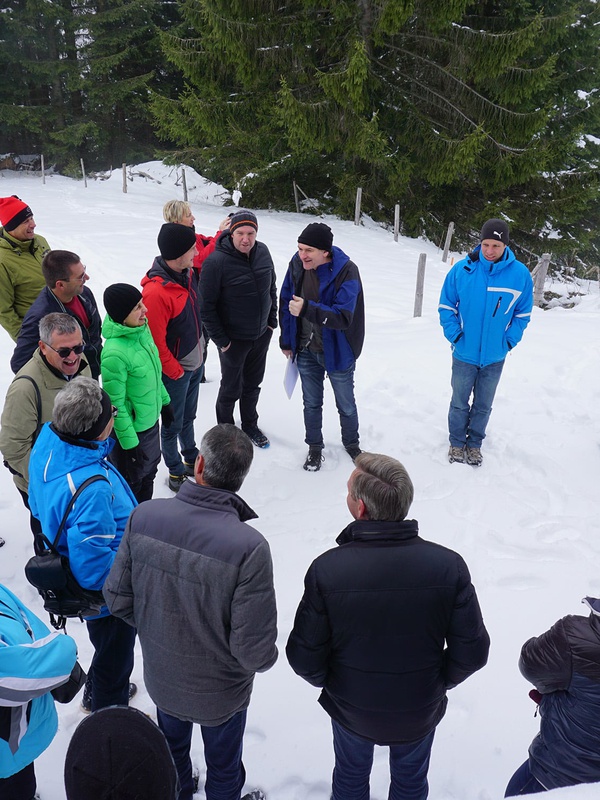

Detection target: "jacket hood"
[142, 256, 189, 288]
[336, 518, 419, 545]
[101, 314, 148, 340]
[176, 480, 258, 523]
[0, 229, 37, 253]
[32, 422, 114, 483]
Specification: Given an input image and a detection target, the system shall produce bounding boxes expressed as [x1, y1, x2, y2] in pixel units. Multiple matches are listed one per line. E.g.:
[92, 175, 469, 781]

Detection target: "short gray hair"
[53, 376, 102, 436]
[163, 200, 191, 224]
[199, 424, 253, 492]
[39, 313, 82, 344]
[350, 453, 414, 521]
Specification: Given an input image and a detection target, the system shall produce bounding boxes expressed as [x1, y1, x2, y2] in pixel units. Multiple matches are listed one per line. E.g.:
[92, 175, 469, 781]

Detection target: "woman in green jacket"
[101, 284, 173, 501]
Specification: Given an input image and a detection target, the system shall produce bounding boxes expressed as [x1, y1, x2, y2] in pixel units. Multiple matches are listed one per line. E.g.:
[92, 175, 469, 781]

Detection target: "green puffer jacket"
[0, 229, 50, 340]
[101, 315, 170, 451]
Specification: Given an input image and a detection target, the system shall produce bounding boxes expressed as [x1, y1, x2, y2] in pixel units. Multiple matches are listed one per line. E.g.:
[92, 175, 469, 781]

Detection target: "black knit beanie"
[64, 706, 178, 800]
[480, 218, 509, 244]
[104, 283, 142, 325]
[229, 210, 258, 234]
[157, 222, 197, 260]
[298, 222, 333, 251]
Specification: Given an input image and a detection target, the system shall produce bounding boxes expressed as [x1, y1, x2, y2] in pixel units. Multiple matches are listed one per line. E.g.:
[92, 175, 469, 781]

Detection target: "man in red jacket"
[142, 223, 202, 492]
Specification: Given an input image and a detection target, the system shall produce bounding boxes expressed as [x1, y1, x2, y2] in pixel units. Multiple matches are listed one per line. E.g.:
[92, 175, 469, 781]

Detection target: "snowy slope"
[0, 163, 599, 800]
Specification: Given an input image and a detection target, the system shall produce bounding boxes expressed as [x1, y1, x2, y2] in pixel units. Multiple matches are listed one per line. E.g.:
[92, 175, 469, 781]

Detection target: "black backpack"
[24, 475, 109, 630]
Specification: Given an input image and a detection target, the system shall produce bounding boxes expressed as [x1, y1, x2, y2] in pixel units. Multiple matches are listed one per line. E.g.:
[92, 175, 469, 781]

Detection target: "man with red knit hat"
[0, 195, 50, 340]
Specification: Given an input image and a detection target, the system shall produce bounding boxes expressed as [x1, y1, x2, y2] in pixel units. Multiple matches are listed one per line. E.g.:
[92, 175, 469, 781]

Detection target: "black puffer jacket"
[520, 597, 600, 790]
[199, 233, 277, 348]
[286, 519, 490, 745]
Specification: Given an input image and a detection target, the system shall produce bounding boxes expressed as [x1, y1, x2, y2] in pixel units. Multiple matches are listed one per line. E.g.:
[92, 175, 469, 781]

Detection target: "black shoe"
[81, 682, 137, 713]
[0, 537, 4, 547]
[303, 446, 324, 472]
[243, 426, 270, 448]
[345, 444, 362, 462]
[168, 473, 188, 492]
[183, 460, 196, 477]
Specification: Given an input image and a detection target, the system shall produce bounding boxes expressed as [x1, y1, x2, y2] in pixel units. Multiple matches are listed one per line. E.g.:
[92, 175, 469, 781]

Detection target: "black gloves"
[161, 403, 175, 428]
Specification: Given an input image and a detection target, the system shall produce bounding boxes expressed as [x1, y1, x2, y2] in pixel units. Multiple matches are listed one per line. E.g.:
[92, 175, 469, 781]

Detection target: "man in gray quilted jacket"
[104, 423, 278, 800]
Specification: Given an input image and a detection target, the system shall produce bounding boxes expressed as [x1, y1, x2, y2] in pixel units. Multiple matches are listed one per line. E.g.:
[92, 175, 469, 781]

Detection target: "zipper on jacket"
[492, 297, 502, 317]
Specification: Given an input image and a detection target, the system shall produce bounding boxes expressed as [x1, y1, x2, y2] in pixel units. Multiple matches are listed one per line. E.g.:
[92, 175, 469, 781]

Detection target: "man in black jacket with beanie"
[200, 211, 277, 449]
[287, 452, 490, 800]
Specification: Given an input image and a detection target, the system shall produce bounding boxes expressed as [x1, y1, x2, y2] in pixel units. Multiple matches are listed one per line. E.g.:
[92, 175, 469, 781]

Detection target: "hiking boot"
[242, 791, 266, 800]
[168, 473, 188, 492]
[345, 444, 362, 463]
[243, 426, 270, 449]
[183, 460, 196, 477]
[81, 682, 137, 713]
[448, 445, 466, 464]
[303, 446, 324, 472]
[465, 446, 483, 467]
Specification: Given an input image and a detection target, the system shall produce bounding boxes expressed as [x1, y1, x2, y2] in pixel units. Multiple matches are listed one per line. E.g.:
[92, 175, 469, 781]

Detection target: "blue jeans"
[296, 350, 359, 449]
[161, 366, 203, 475]
[331, 720, 435, 800]
[505, 760, 546, 796]
[86, 615, 136, 712]
[448, 356, 504, 448]
[157, 708, 247, 800]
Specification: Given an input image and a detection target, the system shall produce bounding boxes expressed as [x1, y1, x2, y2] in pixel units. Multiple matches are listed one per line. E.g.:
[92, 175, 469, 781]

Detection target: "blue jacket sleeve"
[286, 562, 332, 687]
[302, 265, 360, 332]
[505, 270, 533, 350]
[278, 262, 296, 350]
[438, 268, 463, 345]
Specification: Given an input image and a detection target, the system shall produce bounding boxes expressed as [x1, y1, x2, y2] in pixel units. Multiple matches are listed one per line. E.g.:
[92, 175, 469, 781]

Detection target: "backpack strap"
[13, 375, 43, 442]
[38, 475, 110, 553]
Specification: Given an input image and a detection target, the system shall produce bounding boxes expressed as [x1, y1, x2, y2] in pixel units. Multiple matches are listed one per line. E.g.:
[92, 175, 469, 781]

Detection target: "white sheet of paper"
[284, 356, 299, 399]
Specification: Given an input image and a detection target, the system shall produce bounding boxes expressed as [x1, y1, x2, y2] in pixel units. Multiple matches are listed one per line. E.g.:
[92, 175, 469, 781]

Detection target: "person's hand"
[221, 342, 231, 353]
[219, 216, 231, 231]
[281, 349, 293, 358]
[289, 295, 304, 317]
[161, 403, 175, 428]
[125, 444, 147, 483]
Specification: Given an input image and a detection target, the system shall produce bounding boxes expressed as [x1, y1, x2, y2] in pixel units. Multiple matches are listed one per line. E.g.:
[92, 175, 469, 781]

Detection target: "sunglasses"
[111, 406, 118, 418]
[43, 342, 85, 358]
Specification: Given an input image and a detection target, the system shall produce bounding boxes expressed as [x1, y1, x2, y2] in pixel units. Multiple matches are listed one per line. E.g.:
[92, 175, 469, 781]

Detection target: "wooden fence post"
[442, 222, 454, 262]
[80, 158, 87, 188]
[354, 187, 362, 226]
[413, 253, 427, 317]
[41, 154, 46, 185]
[394, 204, 400, 242]
[293, 181, 300, 213]
[181, 168, 188, 201]
[122, 163, 127, 193]
[532, 252, 551, 306]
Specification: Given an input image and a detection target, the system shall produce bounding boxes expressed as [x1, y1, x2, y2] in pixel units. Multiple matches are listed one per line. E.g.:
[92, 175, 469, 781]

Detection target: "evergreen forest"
[1, 0, 599, 270]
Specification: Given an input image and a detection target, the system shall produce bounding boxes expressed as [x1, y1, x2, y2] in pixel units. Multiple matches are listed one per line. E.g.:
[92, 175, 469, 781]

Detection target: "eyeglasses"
[43, 342, 85, 358]
[111, 406, 118, 418]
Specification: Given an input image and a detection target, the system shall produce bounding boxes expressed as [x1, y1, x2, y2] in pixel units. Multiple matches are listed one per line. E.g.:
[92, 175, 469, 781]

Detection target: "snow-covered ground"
[0, 162, 599, 800]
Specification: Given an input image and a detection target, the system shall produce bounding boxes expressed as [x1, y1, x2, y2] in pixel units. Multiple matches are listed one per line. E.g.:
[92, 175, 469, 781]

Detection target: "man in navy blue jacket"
[438, 219, 533, 467]
[287, 453, 490, 800]
[279, 223, 364, 471]
[11, 249, 102, 379]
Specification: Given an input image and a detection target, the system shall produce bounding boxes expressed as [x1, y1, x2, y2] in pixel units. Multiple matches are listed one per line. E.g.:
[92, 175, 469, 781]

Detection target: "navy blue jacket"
[520, 597, 600, 790]
[11, 286, 102, 379]
[286, 519, 489, 744]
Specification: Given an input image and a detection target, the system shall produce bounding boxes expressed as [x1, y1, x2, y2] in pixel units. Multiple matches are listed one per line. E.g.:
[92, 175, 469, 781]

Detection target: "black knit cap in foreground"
[298, 222, 334, 251]
[104, 283, 142, 325]
[157, 222, 197, 260]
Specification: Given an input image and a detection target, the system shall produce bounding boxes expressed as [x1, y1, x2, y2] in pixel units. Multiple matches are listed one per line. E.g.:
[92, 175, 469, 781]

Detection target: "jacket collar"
[146, 256, 190, 288]
[176, 480, 258, 522]
[336, 518, 419, 545]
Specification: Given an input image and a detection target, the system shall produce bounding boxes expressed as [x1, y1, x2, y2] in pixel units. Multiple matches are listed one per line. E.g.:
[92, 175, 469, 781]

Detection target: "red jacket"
[194, 231, 221, 270]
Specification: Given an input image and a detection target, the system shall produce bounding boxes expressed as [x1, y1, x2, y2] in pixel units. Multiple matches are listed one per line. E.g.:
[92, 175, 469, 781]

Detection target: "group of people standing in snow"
[0, 192, 596, 800]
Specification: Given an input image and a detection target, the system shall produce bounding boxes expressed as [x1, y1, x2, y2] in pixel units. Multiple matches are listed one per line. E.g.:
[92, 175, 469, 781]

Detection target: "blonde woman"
[162, 200, 230, 270]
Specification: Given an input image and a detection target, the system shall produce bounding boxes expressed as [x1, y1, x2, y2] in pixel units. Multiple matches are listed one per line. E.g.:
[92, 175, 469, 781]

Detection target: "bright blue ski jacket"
[438, 245, 533, 367]
[279, 246, 364, 373]
[28, 423, 137, 616]
[0, 584, 77, 778]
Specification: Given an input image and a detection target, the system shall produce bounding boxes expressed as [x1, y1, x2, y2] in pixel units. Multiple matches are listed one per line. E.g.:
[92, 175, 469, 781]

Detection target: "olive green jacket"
[0, 229, 50, 340]
[0, 350, 91, 493]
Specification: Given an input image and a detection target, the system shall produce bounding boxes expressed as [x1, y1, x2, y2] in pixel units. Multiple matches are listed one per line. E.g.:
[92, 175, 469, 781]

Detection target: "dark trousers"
[157, 708, 247, 800]
[109, 422, 161, 503]
[505, 760, 547, 796]
[17, 488, 42, 539]
[216, 329, 272, 429]
[0, 762, 36, 800]
[86, 614, 136, 712]
[331, 720, 435, 800]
